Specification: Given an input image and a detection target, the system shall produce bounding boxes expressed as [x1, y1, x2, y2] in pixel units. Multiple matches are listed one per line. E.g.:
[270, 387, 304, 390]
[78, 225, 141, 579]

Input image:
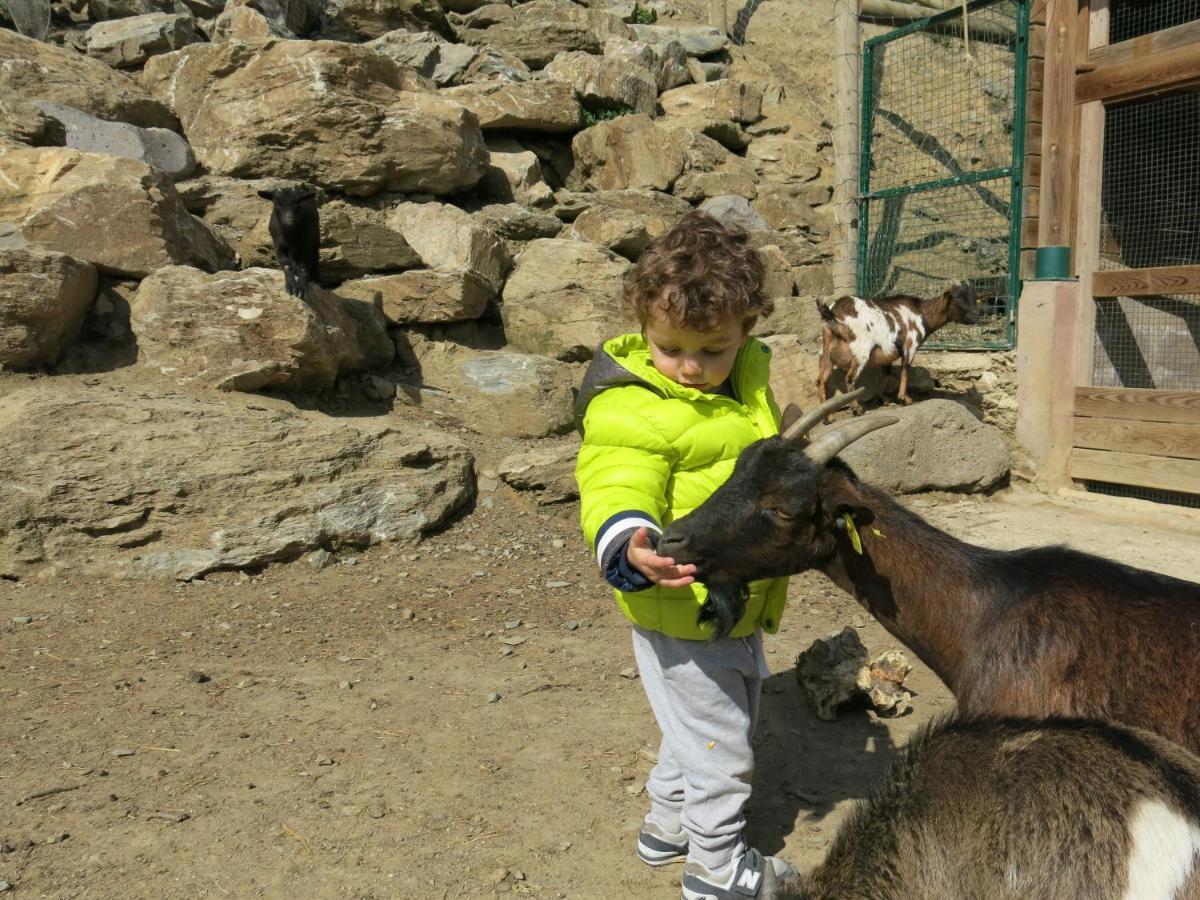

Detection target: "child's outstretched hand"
[627, 527, 697, 588]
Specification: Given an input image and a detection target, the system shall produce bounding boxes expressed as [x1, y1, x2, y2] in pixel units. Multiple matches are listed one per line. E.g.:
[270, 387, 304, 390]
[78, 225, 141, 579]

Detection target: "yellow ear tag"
[843, 513, 863, 555]
[871, 527, 886, 540]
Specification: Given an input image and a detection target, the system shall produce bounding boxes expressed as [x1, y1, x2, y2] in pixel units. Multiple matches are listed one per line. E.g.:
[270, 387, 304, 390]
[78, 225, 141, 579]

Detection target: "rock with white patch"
[405, 341, 577, 438]
[442, 81, 581, 134]
[457, 0, 627, 68]
[129, 265, 393, 391]
[0, 382, 474, 580]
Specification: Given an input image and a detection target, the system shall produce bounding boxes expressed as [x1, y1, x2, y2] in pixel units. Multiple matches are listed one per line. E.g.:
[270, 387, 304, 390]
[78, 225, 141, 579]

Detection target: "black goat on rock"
[258, 185, 320, 299]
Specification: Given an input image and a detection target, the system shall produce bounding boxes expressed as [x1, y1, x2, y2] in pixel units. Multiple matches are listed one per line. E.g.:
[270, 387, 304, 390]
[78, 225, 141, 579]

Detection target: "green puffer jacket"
[574, 332, 789, 640]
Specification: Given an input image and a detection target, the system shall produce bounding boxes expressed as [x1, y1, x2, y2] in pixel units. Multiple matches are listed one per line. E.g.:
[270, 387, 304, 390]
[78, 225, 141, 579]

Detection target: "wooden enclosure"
[1017, 0, 1200, 502]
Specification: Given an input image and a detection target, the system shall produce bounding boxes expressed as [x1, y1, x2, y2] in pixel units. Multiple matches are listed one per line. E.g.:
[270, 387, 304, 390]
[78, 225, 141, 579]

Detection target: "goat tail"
[697, 582, 749, 641]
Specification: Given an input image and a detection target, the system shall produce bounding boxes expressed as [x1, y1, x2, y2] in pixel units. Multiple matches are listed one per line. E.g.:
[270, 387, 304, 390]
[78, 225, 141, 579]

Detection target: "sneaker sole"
[637, 841, 687, 867]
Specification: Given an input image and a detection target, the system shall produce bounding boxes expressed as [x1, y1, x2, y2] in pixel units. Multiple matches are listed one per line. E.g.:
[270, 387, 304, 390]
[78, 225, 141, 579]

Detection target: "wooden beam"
[1075, 387, 1200, 425]
[831, 0, 860, 296]
[1070, 447, 1200, 495]
[1026, 89, 1044, 124]
[1092, 265, 1200, 297]
[1073, 100, 1104, 384]
[1076, 40, 1200, 103]
[1087, 17, 1200, 67]
[1037, 0, 1077, 248]
[1074, 416, 1200, 460]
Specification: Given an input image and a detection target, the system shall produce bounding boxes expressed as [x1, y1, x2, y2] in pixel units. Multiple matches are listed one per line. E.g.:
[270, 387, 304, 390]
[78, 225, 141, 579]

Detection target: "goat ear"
[823, 497, 875, 529]
[257, 189, 276, 201]
[780, 403, 803, 435]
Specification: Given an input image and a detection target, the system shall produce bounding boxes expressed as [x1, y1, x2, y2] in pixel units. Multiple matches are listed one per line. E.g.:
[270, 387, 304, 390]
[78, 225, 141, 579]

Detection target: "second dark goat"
[659, 391, 1200, 755]
[816, 284, 978, 409]
[258, 185, 320, 299]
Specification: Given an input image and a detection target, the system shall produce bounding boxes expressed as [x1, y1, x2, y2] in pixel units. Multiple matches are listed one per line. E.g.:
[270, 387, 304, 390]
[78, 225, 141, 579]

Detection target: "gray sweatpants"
[631, 624, 769, 870]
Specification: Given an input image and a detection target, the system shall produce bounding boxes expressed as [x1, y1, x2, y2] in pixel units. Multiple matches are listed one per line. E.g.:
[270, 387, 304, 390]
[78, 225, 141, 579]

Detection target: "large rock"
[701, 194, 769, 231]
[480, 137, 554, 207]
[603, 36, 688, 92]
[130, 266, 394, 391]
[0, 97, 62, 147]
[0, 382, 474, 580]
[33, 101, 196, 179]
[217, 0, 321, 36]
[175, 175, 316, 257]
[569, 114, 687, 192]
[458, 0, 626, 68]
[496, 440, 579, 502]
[0, 249, 99, 369]
[85, 13, 198, 69]
[753, 183, 832, 237]
[658, 80, 762, 125]
[339, 270, 490, 324]
[0, 29, 178, 131]
[210, 3, 291, 41]
[319, 0, 452, 41]
[831, 400, 1011, 493]
[442, 81, 580, 133]
[88, 0, 188, 19]
[408, 341, 576, 438]
[501, 238, 629, 361]
[364, 28, 445, 79]
[0, 147, 234, 278]
[746, 135, 822, 184]
[140, 40, 487, 196]
[627, 23, 726, 56]
[567, 189, 691, 259]
[389, 202, 509, 295]
[543, 50, 656, 115]
[460, 46, 532, 84]
[472, 203, 563, 243]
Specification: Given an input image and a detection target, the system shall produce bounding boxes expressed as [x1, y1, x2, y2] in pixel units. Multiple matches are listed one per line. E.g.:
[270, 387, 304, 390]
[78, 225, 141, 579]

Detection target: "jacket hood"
[574, 332, 772, 429]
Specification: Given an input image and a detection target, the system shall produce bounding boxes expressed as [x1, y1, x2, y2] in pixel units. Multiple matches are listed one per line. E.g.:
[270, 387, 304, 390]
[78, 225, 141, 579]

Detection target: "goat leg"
[898, 361, 912, 405]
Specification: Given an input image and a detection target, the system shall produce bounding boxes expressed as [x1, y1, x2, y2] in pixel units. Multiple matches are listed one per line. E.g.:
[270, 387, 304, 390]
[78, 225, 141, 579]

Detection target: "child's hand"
[627, 527, 697, 588]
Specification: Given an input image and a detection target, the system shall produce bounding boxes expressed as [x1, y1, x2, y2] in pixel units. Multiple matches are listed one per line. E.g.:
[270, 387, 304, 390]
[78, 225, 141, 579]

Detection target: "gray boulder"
[831, 400, 1011, 494]
[33, 101, 196, 179]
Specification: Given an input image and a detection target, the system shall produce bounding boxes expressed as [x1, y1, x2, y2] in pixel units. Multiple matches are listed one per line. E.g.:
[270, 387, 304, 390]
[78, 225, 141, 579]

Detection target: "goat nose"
[657, 534, 686, 557]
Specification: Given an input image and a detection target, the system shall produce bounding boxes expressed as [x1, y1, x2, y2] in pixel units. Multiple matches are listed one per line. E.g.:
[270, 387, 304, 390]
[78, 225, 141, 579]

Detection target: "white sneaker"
[637, 820, 689, 866]
[681, 847, 799, 899]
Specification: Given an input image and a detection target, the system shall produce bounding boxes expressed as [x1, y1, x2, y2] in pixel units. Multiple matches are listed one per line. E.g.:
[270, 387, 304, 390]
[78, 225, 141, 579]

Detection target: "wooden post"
[708, 0, 727, 35]
[832, 0, 861, 295]
[1037, 0, 1079, 248]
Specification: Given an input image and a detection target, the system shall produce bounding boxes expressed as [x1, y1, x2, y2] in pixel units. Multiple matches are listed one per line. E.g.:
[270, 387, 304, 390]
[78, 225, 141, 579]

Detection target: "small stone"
[0, 880, 10, 891]
[188, 671, 210, 684]
[552, 539, 565, 549]
[500, 647, 514, 657]
[565, 621, 579, 631]
[113, 749, 135, 758]
[338, 680, 353, 690]
[386, 603, 399, 610]
[307, 549, 333, 570]
[557, 841, 572, 853]
[618, 667, 638, 680]
[237, 678, 256, 689]
[402, 609, 416, 621]
[11, 616, 32, 625]
[624, 782, 644, 795]
[317, 757, 335, 766]
[343, 558, 358, 567]
[487, 692, 501, 703]
[367, 803, 387, 819]
[500, 636, 526, 646]
[504, 619, 522, 629]
[545, 580, 569, 589]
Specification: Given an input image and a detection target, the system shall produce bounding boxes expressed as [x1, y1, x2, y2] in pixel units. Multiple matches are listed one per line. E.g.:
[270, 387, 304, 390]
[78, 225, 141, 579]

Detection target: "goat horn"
[803, 415, 899, 466]
[781, 387, 868, 441]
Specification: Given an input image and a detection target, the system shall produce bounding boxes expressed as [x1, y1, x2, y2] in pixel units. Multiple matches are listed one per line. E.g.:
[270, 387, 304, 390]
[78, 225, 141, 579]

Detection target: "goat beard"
[697, 582, 749, 641]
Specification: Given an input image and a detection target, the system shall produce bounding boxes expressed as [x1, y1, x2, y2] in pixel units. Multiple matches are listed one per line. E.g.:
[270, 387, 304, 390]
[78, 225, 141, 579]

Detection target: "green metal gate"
[857, 0, 1030, 349]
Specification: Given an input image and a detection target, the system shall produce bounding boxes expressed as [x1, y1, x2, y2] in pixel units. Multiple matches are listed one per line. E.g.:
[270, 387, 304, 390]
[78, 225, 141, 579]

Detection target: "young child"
[574, 211, 798, 900]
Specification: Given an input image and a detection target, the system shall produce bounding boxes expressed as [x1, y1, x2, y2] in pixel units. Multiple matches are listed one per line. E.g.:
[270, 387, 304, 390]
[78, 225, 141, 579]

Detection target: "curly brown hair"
[625, 210, 772, 333]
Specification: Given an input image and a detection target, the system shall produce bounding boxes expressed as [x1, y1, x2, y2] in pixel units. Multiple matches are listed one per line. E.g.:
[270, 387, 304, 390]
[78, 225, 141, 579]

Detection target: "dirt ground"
[3, 448, 1199, 899]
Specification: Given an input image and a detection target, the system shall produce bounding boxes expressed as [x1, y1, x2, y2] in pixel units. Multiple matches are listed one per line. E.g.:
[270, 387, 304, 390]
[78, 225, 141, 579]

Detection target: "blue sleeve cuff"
[603, 533, 654, 592]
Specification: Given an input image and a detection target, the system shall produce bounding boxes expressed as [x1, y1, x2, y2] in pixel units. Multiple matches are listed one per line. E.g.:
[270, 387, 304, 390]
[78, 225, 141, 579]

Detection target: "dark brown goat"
[796, 716, 1200, 899]
[258, 185, 320, 299]
[816, 284, 977, 409]
[659, 395, 1200, 755]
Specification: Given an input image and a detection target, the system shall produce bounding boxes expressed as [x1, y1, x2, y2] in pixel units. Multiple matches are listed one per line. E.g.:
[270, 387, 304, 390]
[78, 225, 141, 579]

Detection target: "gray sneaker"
[681, 847, 799, 899]
[637, 820, 689, 866]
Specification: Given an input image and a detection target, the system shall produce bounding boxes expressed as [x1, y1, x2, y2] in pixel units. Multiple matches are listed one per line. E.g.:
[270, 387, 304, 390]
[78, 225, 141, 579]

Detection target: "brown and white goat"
[660, 391, 1200, 754]
[816, 284, 978, 408]
[797, 715, 1200, 900]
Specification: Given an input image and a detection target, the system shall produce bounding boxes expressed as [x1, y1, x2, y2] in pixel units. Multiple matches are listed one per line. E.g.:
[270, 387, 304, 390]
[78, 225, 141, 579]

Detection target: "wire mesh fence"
[858, 0, 1029, 349]
[8, 0, 51, 41]
[1108, 0, 1200, 43]
[1092, 89, 1200, 392]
